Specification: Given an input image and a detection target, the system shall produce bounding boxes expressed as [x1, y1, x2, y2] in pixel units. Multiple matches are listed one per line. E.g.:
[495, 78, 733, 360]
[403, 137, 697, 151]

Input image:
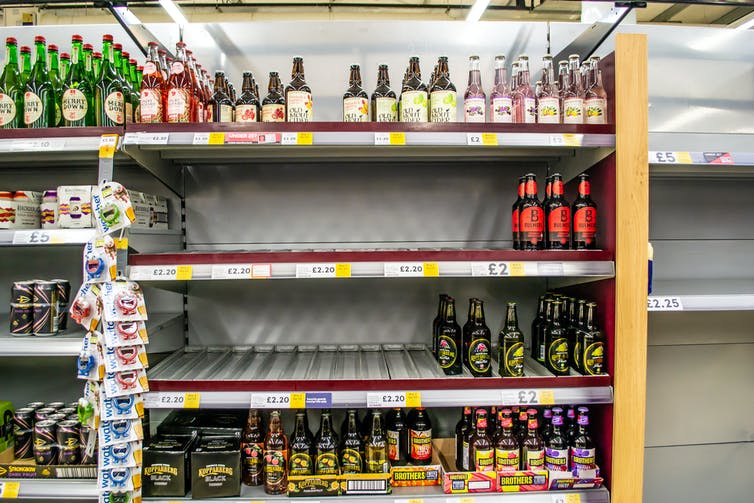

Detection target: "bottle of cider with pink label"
[489, 56, 512, 123]
[585, 56, 607, 124]
[463, 56, 485, 123]
[512, 55, 535, 124]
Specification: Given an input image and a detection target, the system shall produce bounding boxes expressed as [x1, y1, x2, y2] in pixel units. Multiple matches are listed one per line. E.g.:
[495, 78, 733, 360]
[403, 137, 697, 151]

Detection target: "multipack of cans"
[10, 278, 70, 336]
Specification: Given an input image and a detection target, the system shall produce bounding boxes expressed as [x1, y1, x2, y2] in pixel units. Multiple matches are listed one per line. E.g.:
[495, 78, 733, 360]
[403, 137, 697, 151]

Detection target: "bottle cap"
[20, 46, 30, 53]
[552, 415, 564, 426]
[93, 52, 102, 58]
[61, 52, 70, 59]
[129, 59, 137, 65]
[48, 44, 58, 52]
[122, 51, 130, 58]
[34, 36, 46, 44]
[102, 34, 113, 42]
[148, 41, 158, 47]
[72, 34, 83, 42]
[83, 44, 93, 51]
[113, 43, 122, 50]
[5, 37, 17, 44]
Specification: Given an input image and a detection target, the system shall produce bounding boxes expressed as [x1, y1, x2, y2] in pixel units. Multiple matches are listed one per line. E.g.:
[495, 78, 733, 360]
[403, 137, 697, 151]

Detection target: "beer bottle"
[399, 56, 428, 122]
[111, 43, 130, 122]
[515, 408, 529, 444]
[464, 299, 492, 377]
[365, 410, 389, 473]
[498, 302, 524, 377]
[530, 296, 546, 361]
[186, 51, 206, 122]
[489, 406, 498, 433]
[315, 411, 339, 475]
[139, 42, 164, 123]
[343, 64, 368, 122]
[128, 57, 142, 122]
[512, 176, 525, 249]
[545, 410, 569, 471]
[289, 411, 314, 476]
[488, 55, 512, 123]
[462, 408, 477, 470]
[546, 173, 571, 249]
[407, 407, 432, 465]
[340, 409, 364, 474]
[285, 57, 312, 122]
[565, 407, 578, 446]
[541, 408, 554, 443]
[463, 55, 485, 123]
[522, 409, 544, 470]
[543, 175, 552, 235]
[494, 409, 520, 471]
[436, 296, 462, 375]
[209, 71, 233, 123]
[19, 45, 31, 87]
[467, 409, 493, 471]
[262, 72, 285, 122]
[235, 72, 260, 122]
[536, 55, 560, 124]
[512, 55, 535, 123]
[24, 36, 56, 128]
[557, 59, 568, 98]
[572, 173, 598, 249]
[536, 298, 553, 364]
[165, 42, 193, 123]
[82, 44, 94, 83]
[429, 56, 456, 122]
[371, 64, 397, 122]
[563, 54, 584, 124]
[585, 56, 608, 124]
[570, 300, 587, 372]
[580, 302, 605, 375]
[241, 409, 265, 486]
[545, 300, 569, 376]
[571, 407, 596, 471]
[550, 407, 564, 442]
[432, 294, 448, 357]
[455, 407, 472, 471]
[263, 411, 288, 495]
[46, 43, 63, 126]
[61, 35, 95, 127]
[519, 174, 544, 250]
[0, 37, 24, 128]
[93, 35, 124, 126]
[385, 408, 407, 466]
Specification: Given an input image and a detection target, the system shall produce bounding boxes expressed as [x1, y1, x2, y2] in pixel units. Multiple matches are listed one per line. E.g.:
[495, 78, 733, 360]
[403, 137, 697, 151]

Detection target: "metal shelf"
[649, 280, 754, 312]
[0, 126, 123, 166]
[0, 479, 97, 500]
[649, 132, 754, 177]
[0, 228, 96, 246]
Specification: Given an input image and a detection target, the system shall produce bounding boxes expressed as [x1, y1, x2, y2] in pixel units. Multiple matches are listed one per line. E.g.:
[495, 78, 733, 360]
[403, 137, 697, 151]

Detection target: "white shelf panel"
[0, 228, 96, 246]
[0, 479, 97, 499]
[648, 294, 754, 312]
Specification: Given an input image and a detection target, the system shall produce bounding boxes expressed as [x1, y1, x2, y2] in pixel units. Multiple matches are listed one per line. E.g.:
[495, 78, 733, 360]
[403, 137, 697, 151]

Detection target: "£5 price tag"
[12, 230, 66, 245]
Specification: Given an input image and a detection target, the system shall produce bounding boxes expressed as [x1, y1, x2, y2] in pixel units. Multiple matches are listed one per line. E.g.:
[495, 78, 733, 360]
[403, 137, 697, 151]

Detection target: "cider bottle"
[585, 56, 608, 124]
[432, 294, 447, 357]
[399, 56, 428, 122]
[24, 36, 56, 128]
[546, 173, 571, 249]
[371, 64, 397, 122]
[572, 173, 598, 249]
[545, 411, 569, 471]
[563, 54, 584, 124]
[385, 407, 407, 466]
[498, 302, 524, 377]
[235, 72, 260, 122]
[340, 409, 364, 473]
[531, 295, 546, 361]
[407, 407, 433, 465]
[62, 34, 95, 127]
[0, 37, 24, 128]
[315, 411, 339, 475]
[463, 55, 485, 123]
[494, 409, 520, 471]
[46, 43, 62, 126]
[262, 72, 285, 122]
[519, 173, 544, 250]
[536, 55, 560, 124]
[82, 43, 94, 83]
[571, 407, 596, 470]
[342, 64, 368, 122]
[165, 42, 193, 123]
[285, 57, 312, 122]
[490, 55, 512, 123]
[209, 71, 233, 123]
[93, 35, 124, 126]
[19, 45, 31, 86]
[289, 411, 314, 476]
[512, 176, 525, 249]
[512, 55, 535, 124]
[119, 49, 135, 123]
[364, 411, 389, 473]
[429, 56, 456, 122]
[455, 407, 472, 471]
[139, 42, 164, 123]
[463, 298, 492, 377]
[468, 409, 493, 471]
[580, 302, 605, 375]
[263, 411, 288, 495]
[544, 300, 569, 376]
[522, 409, 545, 469]
[241, 409, 265, 486]
[436, 296, 462, 375]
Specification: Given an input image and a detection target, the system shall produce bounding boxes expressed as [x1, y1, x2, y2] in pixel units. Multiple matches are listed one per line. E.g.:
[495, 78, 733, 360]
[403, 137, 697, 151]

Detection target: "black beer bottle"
[407, 407, 433, 465]
[535, 298, 553, 365]
[386, 408, 407, 466]
[572, 173, 598, 249]
[455, 407, 472, 470]
[516, 408, 529, 444]
[365, 411, 389, 473]
[545, 300, 569, 376]
[512, 176, 525, 249]
[289, 411, 314, 476]
[565, 407, 578, 446]
[432, 294, 448, 357]
[436, 296, 463, 375]
[464, 299, 492, 377]
[241, 409, 265, 486]
[570, 300, 587, 372]
[531, 296, 546, 361]
[315, 411, 339, 475]
[498, 302, 524, 377]
[580, 302, 606, 375]
[340, 409, 360, 443]
[340, 409, 364, 474]
[541, 408, 554, 443]
[546, 173, 571, 249]
[519, 174, 544, 250]
[571, 407, 596, 471]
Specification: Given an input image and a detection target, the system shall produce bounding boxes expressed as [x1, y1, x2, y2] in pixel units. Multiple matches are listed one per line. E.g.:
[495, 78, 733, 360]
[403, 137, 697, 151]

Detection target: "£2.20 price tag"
[211, 264, 253, 280]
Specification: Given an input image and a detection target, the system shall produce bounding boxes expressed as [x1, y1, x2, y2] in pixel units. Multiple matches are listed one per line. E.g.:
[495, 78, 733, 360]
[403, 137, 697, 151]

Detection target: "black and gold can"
[13, 407, 35, 460]
[33, 419, 58, 465]
[57, 420, 81, 465]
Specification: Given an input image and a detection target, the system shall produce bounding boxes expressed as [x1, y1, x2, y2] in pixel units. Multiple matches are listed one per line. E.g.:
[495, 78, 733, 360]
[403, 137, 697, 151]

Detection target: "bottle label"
[365, 445, 388, 473]
[374, 96, 397, 122]
[468, 337, 491, 374]
[548, 337, 569, 372]
[125, 101, 133, 124]
[583, 342, 605, 375]
[139, 89, 162, 123]
[563, 97, 584, 124]
[340, 448, 363, 474]
[585, 98, 607, 124]
[437, 334, 458, 369]
[571, 447, 596, 470]
[520, 206, 544, 245]
[548, 206, 571, 245]
[538, 340, 545, 362]
[525, 448, 545, 469]
[62, 89, 87, 122]
[104, 91, 124, 124]
[264, 449, 287, 487]
[287, 90, 312, 122]
[0, 94, 16, 126]
[262, 103, 285, 122]
[143, 62, 157, 75]
[495, 448, 520, 471]
[134, 104, 140, 123]
[289, 451, 313, 476]
[400, 90, 428, 122]
[511, 209, 519, 234]
[219, 103, 233, 123]
[170, 61, 184, 75]
[491, 97, 513, 123]
[474, 448, 494, 471]
[462, 440, 469, 470]
[23, 92, 43, 125]
[316, 451, 339, 475]
[235, 104, 257, 122]
[523, 97, 536, 123]
[537, 96, 560, 124]
[464, 97, 485, 123]
[429, 90, 457, 122]
[166, 88, 191, 123]
[387, 429, 401, 461]
[503, 341, 525, 377]
[242, 442, 264, 475]
[573, 341, 582, 370]
[343, 96, 369, 122]
[573, 207, 597, 245]
[409, 428, 432, 461]
[545, 447, 569, 471]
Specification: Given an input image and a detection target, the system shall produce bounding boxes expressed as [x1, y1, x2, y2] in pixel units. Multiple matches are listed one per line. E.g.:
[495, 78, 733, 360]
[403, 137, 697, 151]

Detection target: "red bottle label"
[525, 180, 537, 196]
[552, 180, 564, 195]
[512, 209, 519, 234]
[548, 206, 571, 244]
[578, 180, 591, 195]
[519, 207, 544, 244]
[409, 429, 432, 460]
[573, 207, 597, 244]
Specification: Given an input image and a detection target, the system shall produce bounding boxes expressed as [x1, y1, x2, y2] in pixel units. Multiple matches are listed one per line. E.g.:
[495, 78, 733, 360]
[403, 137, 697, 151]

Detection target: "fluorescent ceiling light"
[466, 0, 491, 22]
[159, 0, 189, 26]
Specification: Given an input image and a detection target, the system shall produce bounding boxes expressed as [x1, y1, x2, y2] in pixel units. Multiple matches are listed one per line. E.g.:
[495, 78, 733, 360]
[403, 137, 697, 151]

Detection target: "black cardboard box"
[143, 433, 196, 497]
[157, 410, 245, 438]
[191, 436, 241, 499]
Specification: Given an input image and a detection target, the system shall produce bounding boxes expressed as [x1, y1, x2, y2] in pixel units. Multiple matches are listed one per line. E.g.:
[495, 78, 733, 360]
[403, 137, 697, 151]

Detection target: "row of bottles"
[513, 172, 598, 250]
[241, 408, 433, 495]
[0, 35, 143, 128]
[455, 405, 596, 472]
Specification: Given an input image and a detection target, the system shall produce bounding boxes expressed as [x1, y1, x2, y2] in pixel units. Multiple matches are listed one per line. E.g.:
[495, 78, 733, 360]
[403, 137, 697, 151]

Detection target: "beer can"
[66, 414, 80, 422]
[35, 407, 56, 422]
[58, 407, 77, 416]
[10, 304, 33, 335]
[66, 401, 79, 410]
[57, 420, 81, 465]
[52, 279, 70, 331]
[13, 407, 35, 460]
[48, 413, 67, 423]
[32, 280, 58, 305]
[26, 402, 45, 410]
[11, 281, 34, 304]
[32, 303, 58, 336]
[33, 420, 58, 465]
[79, 424, 97, 464]
[46, 402, 66, 410]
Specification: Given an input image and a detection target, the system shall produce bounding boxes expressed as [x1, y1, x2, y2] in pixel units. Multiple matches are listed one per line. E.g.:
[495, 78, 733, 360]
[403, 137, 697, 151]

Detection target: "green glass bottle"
[92, 51, 102, 83]
[0, 37, 25, 128]
[47, 43, 63, 126]
[19, 45, 31, 86]
[120, 49, 135, 123]
[82, 43, 94, 82]
[62, 34, 95, 127]
[94, 35, 124, 126]
[24, 36, 56, 128]
[60, 51, 70, 83]
[129, 58, 141, 122]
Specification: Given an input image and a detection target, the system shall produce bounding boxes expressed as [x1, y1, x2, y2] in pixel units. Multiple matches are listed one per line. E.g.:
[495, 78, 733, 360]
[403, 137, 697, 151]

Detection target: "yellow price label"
[176, 265, 193, 280]
[509, 262, 525, 276]
[459, 498, 475, 503]
[562, 134, 582, 147]
[335, 263, 351, 278]
[0, 481, 20, 498]
[290, 392, 306, 409]
[565, 494, 582, 503]
[481, 133, 498, 146]
[183, 392, 201, 409]
[389, 132, 406, 145]
[297, 132, 313, 145]
[98, 134, 119, 158]
[49, 234, 64, 244]
[405, 391, 422, 408]
[538, 389, 555, 405]
[114, 237, 129, 250]
[675, 151, 692, 164]
[208, 132, 225, 145]
[422, 262, 439, 277]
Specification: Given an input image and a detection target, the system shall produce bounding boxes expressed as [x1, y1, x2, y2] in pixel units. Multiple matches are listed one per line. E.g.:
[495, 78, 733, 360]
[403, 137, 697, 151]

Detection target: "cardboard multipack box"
[390, 448, 442, 487]
[143, 433, 196, 497]
[190, 436, 241, 499]
[157, 410, 245, 438]
[57, 186, 93, 228]
[497, 469, 549, 492]
[129, 190, 168, 230]
[288, 473, 340, 497]
[0, 455, 97, 479]
[340, 472, 392, 496]
[548, 466, 603, 490]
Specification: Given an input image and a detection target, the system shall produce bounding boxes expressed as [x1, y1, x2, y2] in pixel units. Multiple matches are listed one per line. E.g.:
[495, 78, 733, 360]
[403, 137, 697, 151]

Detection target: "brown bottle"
[209, 71, 233, 123]
[546, 173, 571, 249]
[432, 294, 448, 357]
[455, 406, 472, 471]
[519, 173, 544, 250]
[342, 64, 368, 122]
[235, 71, 260, 122]
[262, 72, 285, 122]
[494, 409, 520, 471]
[285, 57, 312, 122]
[241, 409, 265, 486]
[468, 409, 493, 471]
[371, 64, 397, 122]
[407, 407, 432, 465]
[522, 409, 545, 470]
[263, 411, 288, 495]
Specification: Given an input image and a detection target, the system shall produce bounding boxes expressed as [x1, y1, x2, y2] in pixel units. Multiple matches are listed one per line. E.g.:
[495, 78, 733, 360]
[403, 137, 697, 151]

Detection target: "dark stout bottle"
[498, 302, 525, 377]
[285, 57, 312, 122]
[545, 300, 569, 376]
[535, 298, 553, 365]
[580, 302, 605, 375]
[262, 72, 285, 122]
[371, 64, 397, 122]
[436, 296, 462, 375]
[340, 409, 364, 474]
[572, 173, 598, 249]
[464, 299, 492, 377]
[455, 407, 472, 471]
[468, 409, 493, 471]
[546, 173, 571, 249]
[235, 72, 260, 122]
[289, 411, 314, 476]
[365, 411, 389, 473]
[512, 176, 525, 249]
[385, 408, 407, 466]
[432, 294, 448, 357]
[519, 174, 544, 250]
[522, 409, 545, 470]
[544, 410, 569, 471]
[570, 300, 587, 373]
[241, 409, 265, 486]
[315, 411, 339, 475]
[494, 409, 520, 471]
[263, 411, 288, 495]
[342, 64, 368, 122]
[407, 407, 433, 465]
[531, 296, 546, 362]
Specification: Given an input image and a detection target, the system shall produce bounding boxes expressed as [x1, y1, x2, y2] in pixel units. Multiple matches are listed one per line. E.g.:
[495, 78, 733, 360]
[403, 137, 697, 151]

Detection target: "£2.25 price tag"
[647, 296, 683, 311]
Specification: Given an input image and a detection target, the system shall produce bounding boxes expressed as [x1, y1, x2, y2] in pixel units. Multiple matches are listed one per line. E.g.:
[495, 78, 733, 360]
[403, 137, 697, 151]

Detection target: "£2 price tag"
[471, 262, 510, 277]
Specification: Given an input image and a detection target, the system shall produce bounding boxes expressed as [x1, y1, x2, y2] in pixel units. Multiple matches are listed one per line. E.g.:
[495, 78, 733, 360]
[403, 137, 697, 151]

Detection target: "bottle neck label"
[235, 104, 257, 122]
[491, 96, 512, 123]
[585, 97, 606, 124]
[343, 96, 369, 122]
[463, 97, 485, 123]
[374, 96, 397, 122]
[262, 103, 285, 122]
[537, 96, 560, 124]
[139, 89, 162, 123]
[429, 90, 456, 122]
[0, 94, 17, 126]
[400, 90, 428, 122]
[286, 90, 312, 122]
[563, 97, 584, 124]
[495, 448, 520, 470]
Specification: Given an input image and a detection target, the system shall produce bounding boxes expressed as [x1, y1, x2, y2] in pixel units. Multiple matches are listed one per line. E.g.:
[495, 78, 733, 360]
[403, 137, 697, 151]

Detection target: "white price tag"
[367, 392, 407, 408]
[467, 133, 483, 145]
[252, 264, 272, 278]
[252, 392, 291, 408]
[258, 133, 278, 144]
[501, 389, 555, 406]
[12, 230, 62, 245]
[192, 132, 210, 145]
[147, 266, 178, 280]
[552, 494, 581, 503]
[384, 262, 425, 277]
[296, 263, 337, 278]
[471, 262, 511, 277]
[647, 296, 683, 311]
[122, 132, 140, 145]
[12, 138, 65, 151]
[139, 133, 169, 145]
[211, 264, 253, 280]
[374, 132, 390, 145]
[281, 132, 298, 145]
[131, 265, 193, 281]
[144, 392, 200, 409]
